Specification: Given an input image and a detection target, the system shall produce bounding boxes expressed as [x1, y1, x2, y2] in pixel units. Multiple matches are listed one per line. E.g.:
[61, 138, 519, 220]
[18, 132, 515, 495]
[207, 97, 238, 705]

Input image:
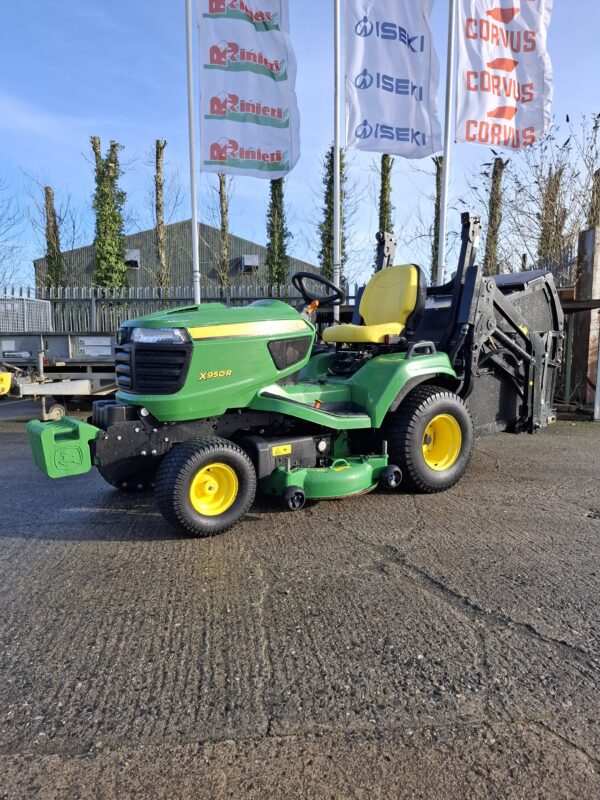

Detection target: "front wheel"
[383, 385, 474, 493]
[154, 437, 256, 537]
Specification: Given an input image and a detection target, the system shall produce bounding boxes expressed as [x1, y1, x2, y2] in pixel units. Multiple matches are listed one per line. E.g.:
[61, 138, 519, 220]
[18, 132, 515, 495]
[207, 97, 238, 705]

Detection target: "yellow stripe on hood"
[188, 319, 310, 340]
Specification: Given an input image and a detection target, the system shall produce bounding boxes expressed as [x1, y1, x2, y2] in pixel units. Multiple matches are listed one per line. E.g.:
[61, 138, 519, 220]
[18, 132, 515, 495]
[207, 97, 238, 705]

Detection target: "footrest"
[27, 416, 101, 478]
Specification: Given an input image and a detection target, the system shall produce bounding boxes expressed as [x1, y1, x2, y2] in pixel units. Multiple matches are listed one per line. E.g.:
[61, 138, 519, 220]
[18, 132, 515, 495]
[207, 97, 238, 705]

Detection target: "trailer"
[0, 332, 116, 419]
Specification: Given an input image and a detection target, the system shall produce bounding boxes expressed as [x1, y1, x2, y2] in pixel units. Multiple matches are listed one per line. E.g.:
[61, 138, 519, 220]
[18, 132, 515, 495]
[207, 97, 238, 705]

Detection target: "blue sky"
[1, 0, 599, 285]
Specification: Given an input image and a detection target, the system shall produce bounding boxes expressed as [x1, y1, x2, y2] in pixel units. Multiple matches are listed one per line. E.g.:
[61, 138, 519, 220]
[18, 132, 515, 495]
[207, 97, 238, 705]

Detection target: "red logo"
[207, 41, 287, 80]
[487, 58, 519, 72]
[461, 1, 544, 148]
[486, 6, 520, 24]
[487, 106, 518, 120]
[207, 139, 288, 172]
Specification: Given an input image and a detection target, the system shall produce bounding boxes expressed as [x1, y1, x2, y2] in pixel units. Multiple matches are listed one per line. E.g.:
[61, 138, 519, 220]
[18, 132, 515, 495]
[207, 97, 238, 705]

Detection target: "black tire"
[98, 464, 158, 492]
[154, 437, 256, 537]
[380, 465, 402, 490]
[382, 384, 474, 493]
[282, 486, 306, 511]
[46, 402, 67, 420]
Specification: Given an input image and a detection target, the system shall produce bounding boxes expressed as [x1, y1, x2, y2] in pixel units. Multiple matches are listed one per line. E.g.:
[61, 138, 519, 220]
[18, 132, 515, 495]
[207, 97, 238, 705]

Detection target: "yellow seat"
[323, 264, 422, 345]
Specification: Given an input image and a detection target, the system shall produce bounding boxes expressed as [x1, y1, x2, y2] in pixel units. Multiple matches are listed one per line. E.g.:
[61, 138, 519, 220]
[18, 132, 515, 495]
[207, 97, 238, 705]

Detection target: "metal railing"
[0, 284, 317, 333]
[0, 295, 53, 333]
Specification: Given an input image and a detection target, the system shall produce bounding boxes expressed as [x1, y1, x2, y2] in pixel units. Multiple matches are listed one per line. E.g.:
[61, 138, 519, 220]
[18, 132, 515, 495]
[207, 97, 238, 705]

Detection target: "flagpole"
[436, 0, 458, 286]
[333, 0, 342, 321]
[185, 0, 201, 305]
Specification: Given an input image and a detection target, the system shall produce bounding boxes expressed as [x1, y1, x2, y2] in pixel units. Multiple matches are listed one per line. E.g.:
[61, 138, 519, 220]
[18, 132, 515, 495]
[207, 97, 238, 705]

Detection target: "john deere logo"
[355, 16, 373, 37]
[54, 446, 83, 470]
[355, 69, 373, 90]
[355, 119, 373, 139]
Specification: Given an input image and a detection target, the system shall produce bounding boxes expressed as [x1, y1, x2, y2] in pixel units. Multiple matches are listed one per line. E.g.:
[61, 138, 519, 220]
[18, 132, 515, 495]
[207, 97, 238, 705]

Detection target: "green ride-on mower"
[27, 214, 564, 537]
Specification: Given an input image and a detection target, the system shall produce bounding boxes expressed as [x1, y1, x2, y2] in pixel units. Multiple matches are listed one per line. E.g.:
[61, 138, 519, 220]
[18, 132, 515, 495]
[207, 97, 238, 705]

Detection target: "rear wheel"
[154, 437, 256, 537]
[383, 385, 474, 493]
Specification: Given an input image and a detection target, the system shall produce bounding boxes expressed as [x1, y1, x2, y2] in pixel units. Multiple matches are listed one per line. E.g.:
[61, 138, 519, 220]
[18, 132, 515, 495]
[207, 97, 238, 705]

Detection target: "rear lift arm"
[459, 272, 559, 432]
[447, 214, 563, 432]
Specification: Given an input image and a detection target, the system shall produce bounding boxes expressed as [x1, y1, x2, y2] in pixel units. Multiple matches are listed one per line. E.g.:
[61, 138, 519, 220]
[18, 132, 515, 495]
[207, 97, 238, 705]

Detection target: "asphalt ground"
[1, 399, 599, 798]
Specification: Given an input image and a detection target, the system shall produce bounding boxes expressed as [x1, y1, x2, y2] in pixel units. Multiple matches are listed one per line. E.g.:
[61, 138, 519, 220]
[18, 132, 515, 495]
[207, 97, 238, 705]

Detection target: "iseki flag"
[456, 0, 553, 150]
[345, 0, 442, 158]
[197, 0, 300, 179]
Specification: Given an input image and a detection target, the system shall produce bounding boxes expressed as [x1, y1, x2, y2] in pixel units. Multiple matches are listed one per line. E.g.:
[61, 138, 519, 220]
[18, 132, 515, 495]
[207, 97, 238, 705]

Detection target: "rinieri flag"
[456, 0, 553, 149]
[197, 0, 300, 179]
[345, 0, 442, 158]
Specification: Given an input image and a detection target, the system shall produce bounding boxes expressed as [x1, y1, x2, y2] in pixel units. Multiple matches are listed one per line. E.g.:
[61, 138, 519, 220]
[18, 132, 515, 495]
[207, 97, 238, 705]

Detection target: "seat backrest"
[359, 264, 424, 331]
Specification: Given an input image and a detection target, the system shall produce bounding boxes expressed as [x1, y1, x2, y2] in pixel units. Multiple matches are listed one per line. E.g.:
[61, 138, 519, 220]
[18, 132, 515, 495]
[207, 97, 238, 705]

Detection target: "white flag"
[456, 0, 553, 149]
[197, 0, 300, 179]
[345, 0, 442, 158]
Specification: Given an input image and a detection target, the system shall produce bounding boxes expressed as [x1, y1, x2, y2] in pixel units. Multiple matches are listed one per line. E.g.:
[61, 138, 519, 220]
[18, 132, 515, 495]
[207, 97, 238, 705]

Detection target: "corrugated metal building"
[33, 219, 318, 288]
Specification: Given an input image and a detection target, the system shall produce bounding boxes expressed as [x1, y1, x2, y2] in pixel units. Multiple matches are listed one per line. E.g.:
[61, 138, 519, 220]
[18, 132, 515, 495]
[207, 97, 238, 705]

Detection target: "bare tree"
[469, 115, 600, 284]
[24, 175, 87, 286]
[430, 156, 443, 284]
[0, 177, 24, 285]
[154, 139, 168, 290]
[199, 174, 236, 290]
[136, 140, 186, 287]
[43, 186, 64, 288]
[144, 142, 183, 228]
[217, 174, 230, 289]
[482, 156, 509, 276]
[588, 168, 600, 229]
[298, 149, 370, 288]
[398, 159, 462, 283]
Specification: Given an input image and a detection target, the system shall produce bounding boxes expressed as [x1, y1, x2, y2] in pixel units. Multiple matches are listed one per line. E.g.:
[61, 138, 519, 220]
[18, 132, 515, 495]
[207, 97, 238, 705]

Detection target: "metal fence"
[0, 284, 342, 333]
[0, 296, 53, 333]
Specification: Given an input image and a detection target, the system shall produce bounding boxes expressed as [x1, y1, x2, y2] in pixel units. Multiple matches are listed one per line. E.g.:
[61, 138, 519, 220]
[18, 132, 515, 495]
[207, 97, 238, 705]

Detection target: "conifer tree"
[375, 154, 394, 268]
[265, 178, 290, 290]
[318, 145, 347, 281]
[91, 136, 127, 288]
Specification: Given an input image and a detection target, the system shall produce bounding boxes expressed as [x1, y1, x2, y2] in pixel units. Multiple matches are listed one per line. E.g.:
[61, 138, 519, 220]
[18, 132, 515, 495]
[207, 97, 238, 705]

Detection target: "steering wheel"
[291, 272, 345, 307]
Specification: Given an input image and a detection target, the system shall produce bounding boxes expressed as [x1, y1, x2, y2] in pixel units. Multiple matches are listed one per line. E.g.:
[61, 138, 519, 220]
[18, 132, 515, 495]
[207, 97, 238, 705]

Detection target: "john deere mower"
[27, 214, 564, 537]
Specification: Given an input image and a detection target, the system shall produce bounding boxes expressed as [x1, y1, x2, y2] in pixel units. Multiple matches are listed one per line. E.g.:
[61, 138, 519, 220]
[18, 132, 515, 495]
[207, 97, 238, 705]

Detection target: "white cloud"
[0, 91, 95, 147]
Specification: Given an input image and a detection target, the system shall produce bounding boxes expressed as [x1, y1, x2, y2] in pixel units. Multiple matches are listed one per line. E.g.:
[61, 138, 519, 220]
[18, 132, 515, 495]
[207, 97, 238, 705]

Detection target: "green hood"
[122, 299, 304, 333]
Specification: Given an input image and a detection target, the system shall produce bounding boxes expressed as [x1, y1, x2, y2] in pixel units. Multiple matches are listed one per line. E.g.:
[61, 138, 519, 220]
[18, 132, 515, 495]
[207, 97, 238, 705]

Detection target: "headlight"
[130, 327, 189, 344]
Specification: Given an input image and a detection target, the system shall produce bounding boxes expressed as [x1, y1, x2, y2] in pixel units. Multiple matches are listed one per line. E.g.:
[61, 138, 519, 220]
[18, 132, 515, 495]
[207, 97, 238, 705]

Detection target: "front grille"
[115, 343, 191, 394]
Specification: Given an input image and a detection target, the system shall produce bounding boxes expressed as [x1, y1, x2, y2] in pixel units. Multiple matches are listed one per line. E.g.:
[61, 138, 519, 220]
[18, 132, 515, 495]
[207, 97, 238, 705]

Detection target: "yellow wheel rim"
[422, 414, 462, 472]
[189, 462, 238, 516]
